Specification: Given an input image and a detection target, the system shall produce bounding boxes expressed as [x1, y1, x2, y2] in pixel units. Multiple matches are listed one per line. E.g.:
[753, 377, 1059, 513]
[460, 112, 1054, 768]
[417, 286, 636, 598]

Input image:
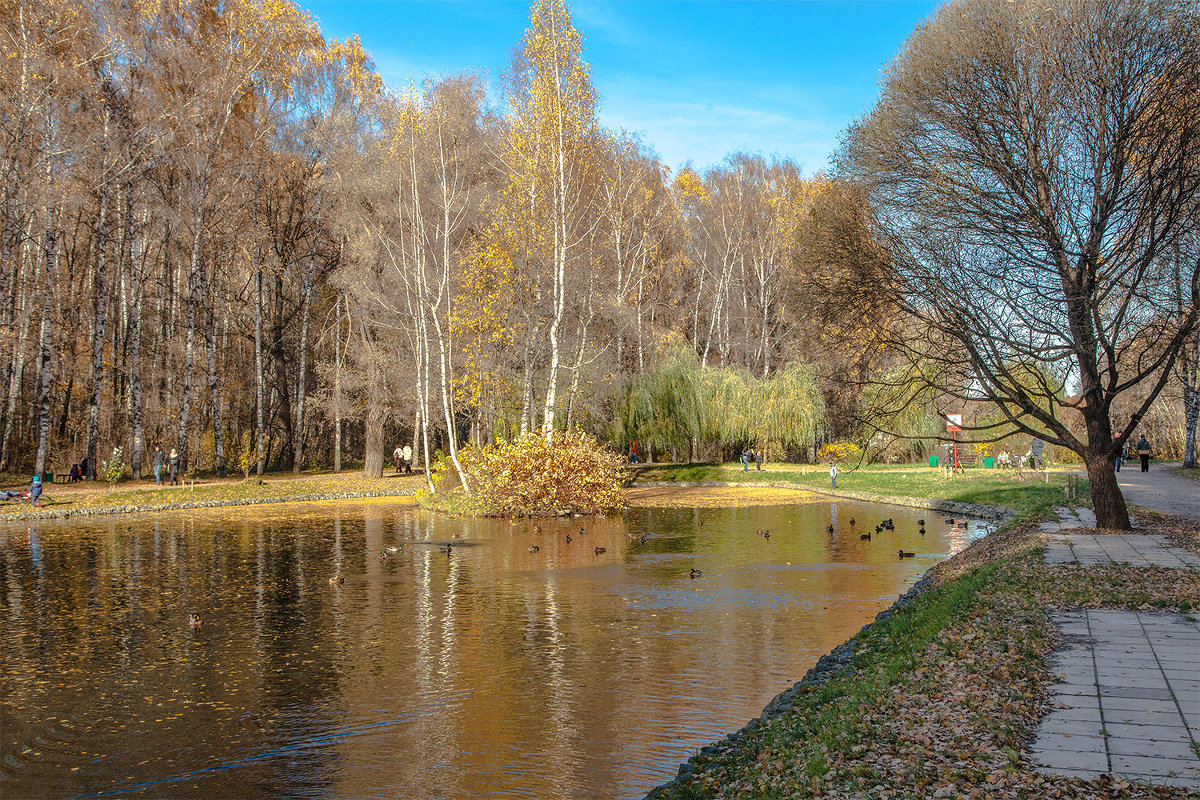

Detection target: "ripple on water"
[0, 501, 983, 799]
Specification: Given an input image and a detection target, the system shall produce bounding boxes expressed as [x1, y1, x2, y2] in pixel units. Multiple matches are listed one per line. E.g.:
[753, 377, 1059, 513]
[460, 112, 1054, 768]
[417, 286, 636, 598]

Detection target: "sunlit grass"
[632, 462, 1078, 521]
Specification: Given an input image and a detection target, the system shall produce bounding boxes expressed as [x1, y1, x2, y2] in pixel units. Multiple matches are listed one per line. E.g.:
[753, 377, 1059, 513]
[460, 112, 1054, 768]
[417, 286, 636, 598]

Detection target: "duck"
[860, 532, 871, 541]
[755, 528, 763, 536]
[451, 533, 462, 539]
[385, 545, 402, 553]
[944, 518, 955, 525]
[637, 534, 649, 544]
[565, 534, 572, 544]
[594, 546, 606, 555]
[898, 549, 916, 558]
[826, 524, 835, 534]
[849, 517, 855, 525]
[579, 528, 587, 536]
[534, 525, 542, 533]
[918, 527, 926, 535]
[689, 568, 702, 579]
[188, 613, 202, 627]
[881, 519, 894, 530]
[438, 545, 453, 555]
[918, 518, 925, 526]
[528, 545, 540, 553]
[329, 575, 345, 586]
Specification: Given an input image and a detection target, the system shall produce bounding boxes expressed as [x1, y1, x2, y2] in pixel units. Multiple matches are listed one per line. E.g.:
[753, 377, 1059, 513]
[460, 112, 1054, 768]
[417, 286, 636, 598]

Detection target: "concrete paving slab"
[1033, 610, 1200, 789]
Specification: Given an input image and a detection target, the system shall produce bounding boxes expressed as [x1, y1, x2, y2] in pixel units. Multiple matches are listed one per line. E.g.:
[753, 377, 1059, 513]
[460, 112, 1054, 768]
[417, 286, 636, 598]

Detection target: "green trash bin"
[929, 456, 939, 467]
[983, 457, 995, 469]
[42, 471, 53, 484]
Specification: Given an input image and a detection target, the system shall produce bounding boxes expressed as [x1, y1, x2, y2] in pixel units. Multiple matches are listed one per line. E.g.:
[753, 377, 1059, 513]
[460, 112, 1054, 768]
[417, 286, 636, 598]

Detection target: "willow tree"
[839, 0, 1200, 529]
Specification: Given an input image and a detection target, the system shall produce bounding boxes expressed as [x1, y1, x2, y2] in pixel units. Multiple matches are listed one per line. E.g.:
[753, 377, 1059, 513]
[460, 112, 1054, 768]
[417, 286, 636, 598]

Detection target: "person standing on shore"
[1135, 434, 1151, 472]
[168, 448, 181, 486]
[29, 475, 42, 507]
[152, 446, 166, 485]
[755, 450, 764, 471]
[402, 443, 413, 474]
[830, 462, 837, 489]
[741, 450, 750, 472]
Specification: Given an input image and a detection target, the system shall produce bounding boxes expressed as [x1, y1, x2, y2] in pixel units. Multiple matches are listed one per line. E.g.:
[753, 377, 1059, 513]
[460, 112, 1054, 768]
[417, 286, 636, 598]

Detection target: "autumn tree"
[838, 0, 1200, 528]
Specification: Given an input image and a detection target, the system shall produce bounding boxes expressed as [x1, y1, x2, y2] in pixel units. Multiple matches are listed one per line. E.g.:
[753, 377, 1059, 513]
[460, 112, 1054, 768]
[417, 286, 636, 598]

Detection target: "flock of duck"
[188, 514, 970, 622]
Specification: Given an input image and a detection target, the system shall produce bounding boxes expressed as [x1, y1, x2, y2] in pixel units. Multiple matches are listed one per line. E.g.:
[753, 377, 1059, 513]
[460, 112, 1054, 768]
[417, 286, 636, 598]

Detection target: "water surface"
[0, 500, 983, 798]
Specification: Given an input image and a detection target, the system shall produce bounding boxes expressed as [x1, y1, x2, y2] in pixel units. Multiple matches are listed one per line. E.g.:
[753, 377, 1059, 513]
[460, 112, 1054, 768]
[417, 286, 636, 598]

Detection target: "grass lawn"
[630, 462, 1079, 521]
[0, 469, 421, 519]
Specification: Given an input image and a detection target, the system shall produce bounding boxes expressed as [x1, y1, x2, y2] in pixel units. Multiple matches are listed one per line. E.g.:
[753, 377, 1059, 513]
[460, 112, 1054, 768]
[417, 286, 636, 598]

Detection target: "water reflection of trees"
[0, 502, 974, 798]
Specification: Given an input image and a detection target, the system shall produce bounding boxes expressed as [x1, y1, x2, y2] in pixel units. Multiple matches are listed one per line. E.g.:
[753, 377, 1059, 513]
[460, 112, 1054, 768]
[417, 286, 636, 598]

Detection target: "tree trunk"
[177, 226, 202, 475]
[1086, 451, 1130, 530]
[85, 181, 110, 480]
[204, 299, 225, 477]
[333, 293, 344, 473]
[293, 254, 315, 473]
[33, 210, 56, 477]
[0, 239, 33, 471]
[1184, 384, 1199, 469]
[254, 264, 265, 476]
[127, 199, 145, 479]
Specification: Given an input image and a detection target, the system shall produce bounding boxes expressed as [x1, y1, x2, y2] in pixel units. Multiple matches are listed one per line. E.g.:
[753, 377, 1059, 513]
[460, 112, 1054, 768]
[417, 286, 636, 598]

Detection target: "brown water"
[0, 500, 983, 799]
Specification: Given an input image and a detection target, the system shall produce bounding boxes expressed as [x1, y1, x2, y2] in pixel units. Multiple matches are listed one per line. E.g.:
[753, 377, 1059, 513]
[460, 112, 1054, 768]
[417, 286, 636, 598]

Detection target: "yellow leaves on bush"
[817, 440, 861, 464]
[462, 430, 624, 516]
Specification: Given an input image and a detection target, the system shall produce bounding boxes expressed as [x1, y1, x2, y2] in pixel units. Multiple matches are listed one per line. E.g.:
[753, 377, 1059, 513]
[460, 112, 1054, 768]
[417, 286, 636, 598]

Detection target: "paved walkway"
[1109, 461, 1199, 521]
[1032, 610, 1200, 790]
[1032, 506, 1200, 789]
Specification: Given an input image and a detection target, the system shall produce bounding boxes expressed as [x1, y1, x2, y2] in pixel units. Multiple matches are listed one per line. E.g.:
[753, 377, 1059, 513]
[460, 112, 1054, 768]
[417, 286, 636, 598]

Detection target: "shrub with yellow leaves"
[462, 431, 625, 516]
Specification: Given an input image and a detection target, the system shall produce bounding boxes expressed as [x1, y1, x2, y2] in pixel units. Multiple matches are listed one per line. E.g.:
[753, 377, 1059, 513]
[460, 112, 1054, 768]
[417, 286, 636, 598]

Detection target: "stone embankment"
[645, 568, 941, 799]
[640, 480, 1014, 799]
[0, 489, 415, 523]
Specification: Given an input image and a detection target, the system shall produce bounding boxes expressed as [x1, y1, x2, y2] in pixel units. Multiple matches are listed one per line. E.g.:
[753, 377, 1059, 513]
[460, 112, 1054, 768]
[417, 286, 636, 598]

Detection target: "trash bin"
[929, 456, 939, 467]
[42, 471, 53, 484]
[983, 457, 995, 469]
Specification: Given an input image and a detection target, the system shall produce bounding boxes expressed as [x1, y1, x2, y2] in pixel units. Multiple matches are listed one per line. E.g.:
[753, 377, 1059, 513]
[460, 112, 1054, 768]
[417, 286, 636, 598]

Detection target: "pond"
[0, 498, 985, 799]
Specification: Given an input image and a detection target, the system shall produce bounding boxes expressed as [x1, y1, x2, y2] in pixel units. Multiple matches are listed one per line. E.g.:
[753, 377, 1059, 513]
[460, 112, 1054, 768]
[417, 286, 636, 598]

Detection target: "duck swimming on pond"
[188, 613, 202, 627]
[826, 524, 835, 533]
[918, 519, 925, 526]
[565, 534, 572, 544]
[898, 550, 916, 558]
[329, 575, 345, 585]
[849, 518, 855, 525]
[860, 532, 871, 541]
[528, 545, 540, 553]
[919, 527, 926, 535]
[438, 545, 453, 555]
[689, 568, 702, 579]
[385, 545, 401, 553]
[595, 546, 606, 555]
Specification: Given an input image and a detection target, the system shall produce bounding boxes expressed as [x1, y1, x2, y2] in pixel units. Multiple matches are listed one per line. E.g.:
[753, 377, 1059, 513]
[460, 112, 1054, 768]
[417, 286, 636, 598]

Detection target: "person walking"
[402, 444, 413, 474]
[393, 445, 403, 473]
[1029, 437, 1046, 470]
[168, 448, 181, 486]
[829, 462, 837, 489]
[29, 475, 42, 507]
[1114, 441, 1126, 473]
[152, 445, 166, 485]
[1135, 434, 1152, 472]
[755, 450, 764, 471]
[741, 449, 750, 472]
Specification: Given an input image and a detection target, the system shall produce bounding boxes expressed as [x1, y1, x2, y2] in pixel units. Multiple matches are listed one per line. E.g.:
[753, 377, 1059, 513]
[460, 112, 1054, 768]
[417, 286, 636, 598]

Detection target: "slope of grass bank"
[630, 462, 1077, 521]
[650, 517, 1200, 800]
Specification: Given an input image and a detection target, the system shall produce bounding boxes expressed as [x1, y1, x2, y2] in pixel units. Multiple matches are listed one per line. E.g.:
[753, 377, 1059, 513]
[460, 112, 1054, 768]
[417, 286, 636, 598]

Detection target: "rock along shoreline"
[639, 481, 1015, 799]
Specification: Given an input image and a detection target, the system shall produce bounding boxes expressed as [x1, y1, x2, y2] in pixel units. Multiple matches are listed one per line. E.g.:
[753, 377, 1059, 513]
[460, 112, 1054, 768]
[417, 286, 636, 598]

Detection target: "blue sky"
[302, 1, 941, 175]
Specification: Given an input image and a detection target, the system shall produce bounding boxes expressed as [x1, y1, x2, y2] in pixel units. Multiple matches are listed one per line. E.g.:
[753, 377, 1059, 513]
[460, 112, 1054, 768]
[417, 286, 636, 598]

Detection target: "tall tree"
[839, 0, 1200, 528]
